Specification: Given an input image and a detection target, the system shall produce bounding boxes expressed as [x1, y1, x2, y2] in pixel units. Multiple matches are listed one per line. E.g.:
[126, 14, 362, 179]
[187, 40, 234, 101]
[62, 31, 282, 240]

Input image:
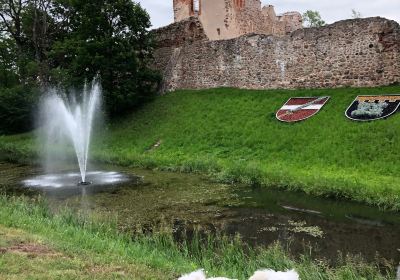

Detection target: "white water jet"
[397, 265, 400, 280]
[39, 79, 101, 184]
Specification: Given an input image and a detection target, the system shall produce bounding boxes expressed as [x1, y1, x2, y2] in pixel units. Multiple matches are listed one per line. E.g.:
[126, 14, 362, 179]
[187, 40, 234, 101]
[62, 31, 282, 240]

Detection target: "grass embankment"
[2, 86, 400, 209]
[0, 195, 395, 280]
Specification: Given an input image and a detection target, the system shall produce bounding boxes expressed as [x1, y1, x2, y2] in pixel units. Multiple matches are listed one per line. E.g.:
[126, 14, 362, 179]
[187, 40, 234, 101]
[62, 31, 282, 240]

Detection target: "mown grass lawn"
[2, 86, 400, 209]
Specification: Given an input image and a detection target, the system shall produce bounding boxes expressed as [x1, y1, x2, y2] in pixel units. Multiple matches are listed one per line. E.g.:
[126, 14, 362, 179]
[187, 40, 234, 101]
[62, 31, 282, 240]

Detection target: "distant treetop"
[302, 10, 326, 28]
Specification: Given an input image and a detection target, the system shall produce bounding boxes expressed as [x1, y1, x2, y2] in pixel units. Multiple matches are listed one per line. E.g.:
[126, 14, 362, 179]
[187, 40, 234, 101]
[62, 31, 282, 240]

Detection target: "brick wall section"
[152, 17, 400, 92]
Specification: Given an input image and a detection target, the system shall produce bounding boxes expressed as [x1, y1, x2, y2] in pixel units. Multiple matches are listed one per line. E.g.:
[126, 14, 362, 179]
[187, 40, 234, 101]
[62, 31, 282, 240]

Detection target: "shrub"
[0, 86, 40, 134]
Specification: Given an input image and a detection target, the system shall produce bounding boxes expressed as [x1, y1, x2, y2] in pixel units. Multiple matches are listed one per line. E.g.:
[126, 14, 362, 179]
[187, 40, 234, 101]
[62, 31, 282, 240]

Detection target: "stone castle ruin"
[173, 0, 302, 40]
[153, 1, 400, 92]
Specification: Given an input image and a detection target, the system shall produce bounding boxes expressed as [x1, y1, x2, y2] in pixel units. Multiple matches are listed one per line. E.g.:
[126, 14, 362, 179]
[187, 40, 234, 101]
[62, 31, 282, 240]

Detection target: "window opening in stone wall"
[217, 28, 221, 36]
[193, 0, 200, 14]
[234, 0, 244, 9]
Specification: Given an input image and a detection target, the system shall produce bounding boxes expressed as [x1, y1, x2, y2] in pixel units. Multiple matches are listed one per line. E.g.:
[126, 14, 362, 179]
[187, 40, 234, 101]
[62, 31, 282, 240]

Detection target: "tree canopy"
[49, 0, 160, 115]
[0, 0, 160, 133]
[351, 9, 362, 19]
[302, 10, 326, 28]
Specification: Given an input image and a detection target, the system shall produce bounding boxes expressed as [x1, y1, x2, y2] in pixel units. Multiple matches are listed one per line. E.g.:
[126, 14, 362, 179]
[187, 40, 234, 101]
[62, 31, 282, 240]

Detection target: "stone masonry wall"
[153, 17, 400, 92]
[173, 0, 302, 40]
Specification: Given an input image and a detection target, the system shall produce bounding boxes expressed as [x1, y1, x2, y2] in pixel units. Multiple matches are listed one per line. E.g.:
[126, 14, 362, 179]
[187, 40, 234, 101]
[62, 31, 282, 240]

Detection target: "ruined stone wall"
[173, 0, 193, 22]
[279, 12, 303, 34]
[153, 17, 400, 92]
[173, 0, 302, 40]
[199, 0, 239, 40]
[235, 0, 271, 35]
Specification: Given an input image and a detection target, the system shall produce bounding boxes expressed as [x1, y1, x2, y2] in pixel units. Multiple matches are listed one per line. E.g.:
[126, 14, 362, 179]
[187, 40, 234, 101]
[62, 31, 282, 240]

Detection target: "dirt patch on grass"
[0, 225, 62, 257]
[0, 242, 62, 258]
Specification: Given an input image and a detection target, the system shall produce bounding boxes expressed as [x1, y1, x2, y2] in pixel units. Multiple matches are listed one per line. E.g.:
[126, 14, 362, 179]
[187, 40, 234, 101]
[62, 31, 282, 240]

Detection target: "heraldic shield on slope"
[276, 96, 330, 122]
[345, 95, 400, 121]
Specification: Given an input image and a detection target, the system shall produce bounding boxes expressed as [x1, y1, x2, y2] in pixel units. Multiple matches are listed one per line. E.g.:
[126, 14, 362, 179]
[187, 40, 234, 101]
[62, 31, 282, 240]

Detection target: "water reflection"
[23, 171, 129, 189]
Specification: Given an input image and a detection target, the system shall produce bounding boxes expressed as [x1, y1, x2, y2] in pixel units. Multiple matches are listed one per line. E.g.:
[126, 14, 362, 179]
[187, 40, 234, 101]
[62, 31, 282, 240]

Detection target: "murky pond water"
[1, 162, 399, 265]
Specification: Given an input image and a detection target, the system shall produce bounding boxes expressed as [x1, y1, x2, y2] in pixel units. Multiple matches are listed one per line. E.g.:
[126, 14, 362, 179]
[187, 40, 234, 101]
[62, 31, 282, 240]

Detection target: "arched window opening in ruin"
[217, 28, 221, 36]
[192, 0, 200, 14]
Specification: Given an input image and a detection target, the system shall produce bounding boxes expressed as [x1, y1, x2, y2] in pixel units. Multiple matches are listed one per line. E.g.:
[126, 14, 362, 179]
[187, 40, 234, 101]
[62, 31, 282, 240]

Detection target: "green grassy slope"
[2, 86, 400, 209]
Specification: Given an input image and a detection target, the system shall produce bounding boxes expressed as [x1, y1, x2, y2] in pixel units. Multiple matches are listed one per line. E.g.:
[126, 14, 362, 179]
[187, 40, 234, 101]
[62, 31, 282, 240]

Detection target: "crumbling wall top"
[153, 17, 207, 48]
[172, 0, 303, 40]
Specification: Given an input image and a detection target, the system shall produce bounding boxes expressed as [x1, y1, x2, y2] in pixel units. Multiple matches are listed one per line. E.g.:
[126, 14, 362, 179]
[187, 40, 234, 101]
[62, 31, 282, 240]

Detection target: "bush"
[0, 86, 39, 134]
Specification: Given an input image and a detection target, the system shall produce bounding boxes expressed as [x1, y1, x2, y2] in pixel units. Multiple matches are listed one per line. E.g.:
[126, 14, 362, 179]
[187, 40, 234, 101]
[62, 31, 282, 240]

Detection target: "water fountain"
[43, 81, 99, 184]
[23, 78, 128, 189]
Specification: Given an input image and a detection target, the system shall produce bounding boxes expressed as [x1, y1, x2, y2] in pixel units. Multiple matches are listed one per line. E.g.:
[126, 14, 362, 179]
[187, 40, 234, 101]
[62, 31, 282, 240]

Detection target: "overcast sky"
[136, 0, 400, 29]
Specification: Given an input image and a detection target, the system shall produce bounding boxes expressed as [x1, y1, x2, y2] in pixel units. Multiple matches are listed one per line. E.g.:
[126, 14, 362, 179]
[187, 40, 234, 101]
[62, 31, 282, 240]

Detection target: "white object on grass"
[248, 269, 300, 280]
[178, 270, 237, 280]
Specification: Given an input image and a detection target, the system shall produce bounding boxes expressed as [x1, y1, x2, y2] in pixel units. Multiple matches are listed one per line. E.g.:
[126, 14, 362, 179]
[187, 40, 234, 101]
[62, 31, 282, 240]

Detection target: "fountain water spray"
[39, 79, 101, 184]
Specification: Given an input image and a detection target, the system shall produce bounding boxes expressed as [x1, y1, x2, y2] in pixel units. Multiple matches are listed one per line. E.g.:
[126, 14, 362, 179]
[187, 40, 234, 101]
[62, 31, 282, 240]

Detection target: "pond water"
[1, 162, 399, 265]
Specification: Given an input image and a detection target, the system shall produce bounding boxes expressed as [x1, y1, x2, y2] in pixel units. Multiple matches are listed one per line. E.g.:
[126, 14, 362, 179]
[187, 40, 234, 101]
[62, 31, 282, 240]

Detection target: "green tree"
[302, 10, 326, 28]
[0, 0, 54, 83]
[49, 0, 160, 117]
[0, 0, 160, 134]
[0, 38, 19, 87]
[21, 0, 56, 82]
[0, 86, 39, 134]
[0, 1, 57, 135]
[351, 9, 362, 19]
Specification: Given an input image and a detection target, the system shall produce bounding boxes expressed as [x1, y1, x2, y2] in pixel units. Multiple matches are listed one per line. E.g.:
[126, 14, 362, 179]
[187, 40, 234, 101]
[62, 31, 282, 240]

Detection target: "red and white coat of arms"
[276, 97, 330, 122]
